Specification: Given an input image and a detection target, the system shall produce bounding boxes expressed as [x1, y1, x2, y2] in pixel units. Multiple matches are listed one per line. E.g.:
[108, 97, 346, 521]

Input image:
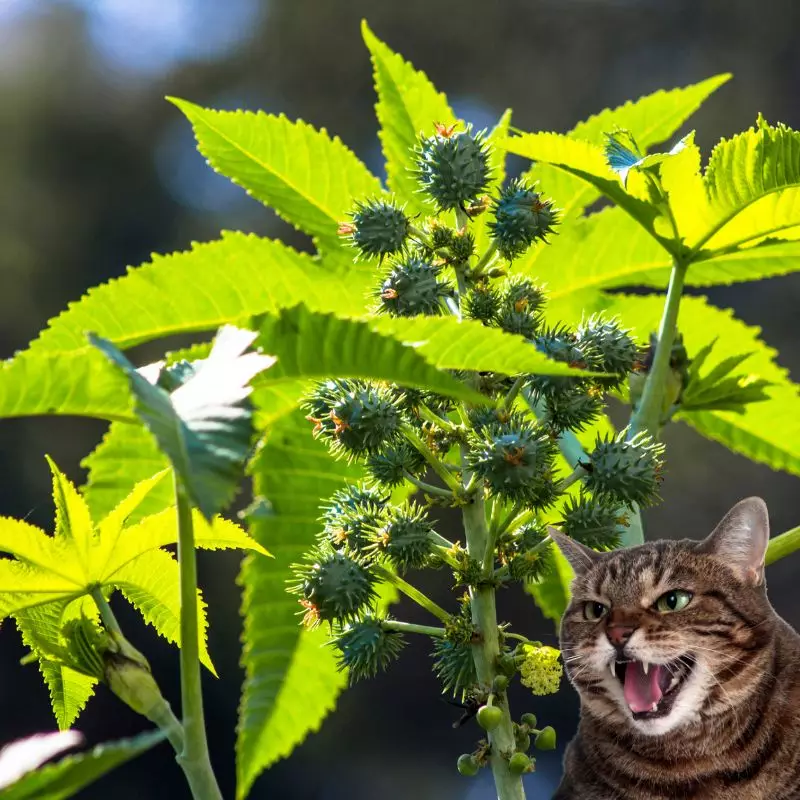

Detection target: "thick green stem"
[766, 525, 800, 566]
[373, 565, 452, 623]
[402, 425, 462, 493]
[403, 471, 454, 499]
[461, 448, 525, 800]
[380, 619, 446, 638]
[175, 477, 222, 800]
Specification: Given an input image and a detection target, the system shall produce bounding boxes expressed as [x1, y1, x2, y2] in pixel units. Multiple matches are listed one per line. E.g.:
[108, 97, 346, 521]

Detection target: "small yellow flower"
[519, 645, 562, 695]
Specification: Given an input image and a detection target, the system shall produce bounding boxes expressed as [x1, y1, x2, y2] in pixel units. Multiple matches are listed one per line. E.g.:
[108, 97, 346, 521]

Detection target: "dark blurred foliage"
[0, 1, 799, 798]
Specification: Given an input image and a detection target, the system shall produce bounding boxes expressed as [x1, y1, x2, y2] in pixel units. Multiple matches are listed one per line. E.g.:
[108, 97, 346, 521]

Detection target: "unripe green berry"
[498, 652, 518, 676]
[520, 713, 538, 729]
[477, 704, 503, 731]
[493, 674, 510, 693]
[490, 179, 558, 260]
[534, 726, 557, 751]
[585, 429, 665, 507]
[378, 256, 450, 317]
[508, 752, 534, 774]
[457, 754, 480, 776]
[347, 198, 410, 259]
[414, 126, 492, 212]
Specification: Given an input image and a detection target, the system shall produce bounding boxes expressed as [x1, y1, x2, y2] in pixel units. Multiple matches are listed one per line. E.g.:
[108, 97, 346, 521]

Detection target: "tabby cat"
[551, 497, 800, 800]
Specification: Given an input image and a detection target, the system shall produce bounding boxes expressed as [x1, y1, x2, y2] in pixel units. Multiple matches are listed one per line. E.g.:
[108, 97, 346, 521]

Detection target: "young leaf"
[0, 730, 164, 800]
[361, 21, 455, 215]
[90, 326, 275, 519]
[170, 99, 382, 252]
[525, 547, 574, 626]
[237, 410, 358, 799]
[24, 232, 373, 356]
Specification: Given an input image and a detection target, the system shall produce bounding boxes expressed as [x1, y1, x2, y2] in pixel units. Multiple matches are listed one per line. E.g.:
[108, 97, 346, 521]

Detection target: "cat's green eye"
[583, 601, 608, 621]
[654, 590, 693, 613]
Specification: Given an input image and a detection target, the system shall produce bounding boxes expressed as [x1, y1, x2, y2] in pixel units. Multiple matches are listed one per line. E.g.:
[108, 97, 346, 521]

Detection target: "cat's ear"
[698, 497, 770, 586]
[548, 526, 601, 577]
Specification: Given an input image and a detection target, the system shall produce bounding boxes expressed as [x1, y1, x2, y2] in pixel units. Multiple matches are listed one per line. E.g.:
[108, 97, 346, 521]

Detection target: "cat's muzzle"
[611, 655, 696, 719]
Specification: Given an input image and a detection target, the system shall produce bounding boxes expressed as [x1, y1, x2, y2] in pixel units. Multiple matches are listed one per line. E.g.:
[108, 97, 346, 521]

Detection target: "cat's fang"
[609, 661, 616, 678]
[642, 661, 649, 675]
[650, 702, 658, 712]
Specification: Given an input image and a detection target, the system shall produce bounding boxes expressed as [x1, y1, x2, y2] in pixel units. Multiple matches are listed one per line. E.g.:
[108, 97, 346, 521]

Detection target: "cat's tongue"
[623, 661, 663, 713]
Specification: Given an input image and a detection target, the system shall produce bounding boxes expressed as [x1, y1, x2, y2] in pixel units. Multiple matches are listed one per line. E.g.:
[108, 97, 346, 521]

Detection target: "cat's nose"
[606, 625, 636, 647]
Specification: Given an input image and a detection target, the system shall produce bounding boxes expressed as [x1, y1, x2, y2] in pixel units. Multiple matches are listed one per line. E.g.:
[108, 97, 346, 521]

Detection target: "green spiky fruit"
[321, 483, 388, 554]
[433, 638, 478, 698]
[292, 549, 377, 626]
[498, 521, 554, 582]
[445, 229, 476, 266]
[414, 126, 491, 211]
[496, 306, 541, 339]
[500, 275, 547, 316]
[534, 726, 557, 751]
[466, 420, 558, 506]
[490, 179, 558, 260]
[378, 256, 450, 317]
[540, 387, 604, 434]
[457, 754, 480, 777]
[585, 429, 665, 507]
[370, 503, 435, 572]
[477, 704, 503, 731]
[467, 405, 514, 433]
[366, 442, 427, 487]
[559, 494, 625, 551]
[348, 198, 410, 259]
[576, 315, 639, 388]
[463, 283, 500, 325]
[305, 379, 402, 459]
[508, 752, 534, 774]
[428, 221, 455, 250]
[330, 614, 406, 683]
[528, 324, 599, 398]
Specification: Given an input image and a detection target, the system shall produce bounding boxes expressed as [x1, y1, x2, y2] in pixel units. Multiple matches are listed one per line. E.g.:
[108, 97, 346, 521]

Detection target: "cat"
[550, 497, 800, 800]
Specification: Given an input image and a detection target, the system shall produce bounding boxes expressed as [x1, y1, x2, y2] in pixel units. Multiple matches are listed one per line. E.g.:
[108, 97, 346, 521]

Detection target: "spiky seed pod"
[474, 371, 517, 399]
[446, 229, 476, 266]
[428, 221, 455, 251]
[540, 387, 604, 434]
[496, 306, 542, 340]
[584, 429, 665, 507]
[347, 198, 410, 259]
[498, 521, 554, 582]
[369, 504, 436, 572]
[305, 379, 403, 459]
[366, 442, 427, 487]
[519, 644, 563, 695]
[576, 315, 639, 388]
[489, 179, 559, 260]
[414, 126, 492, 212]
[291, 549, 378, 627]
[466, 420, 558, 506]
[330, 614, 406, 683]
[378, 256, 451, 317]
[395, 386, 456, 418]
[499, 275, 547, 317]
[558, 493, 626, 551]
[444, 603, 477, 645]
[321, 484, 388, 555]
[528, 324, 599, 398]
[463, 283, 500, 325]
[433, 638, 479, 699]
[467, 405, 514, 434]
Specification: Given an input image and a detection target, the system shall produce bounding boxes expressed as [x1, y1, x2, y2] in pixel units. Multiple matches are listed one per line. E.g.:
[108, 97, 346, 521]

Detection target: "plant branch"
[174, 476, 222, 800]
[553, 465, 587, 494]
[380, 619, 447, 638]
[502, 376, 526, 412]
[766, 525, 800, 566]
[373, 564, 452, 623]
[403, 470, 454, 499]
[402, 425, 462, 493]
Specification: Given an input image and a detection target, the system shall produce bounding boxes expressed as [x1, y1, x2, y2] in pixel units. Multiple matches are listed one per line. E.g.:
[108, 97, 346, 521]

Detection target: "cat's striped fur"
[552, 498, 800, 800]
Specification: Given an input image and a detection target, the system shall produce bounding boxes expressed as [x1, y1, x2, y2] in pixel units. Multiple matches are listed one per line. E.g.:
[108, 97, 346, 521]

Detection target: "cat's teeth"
[651, 702, 658, 712]
[642, 661, 650, 675]
[609, 662, 616, 678]
[668, 676, 679, 691]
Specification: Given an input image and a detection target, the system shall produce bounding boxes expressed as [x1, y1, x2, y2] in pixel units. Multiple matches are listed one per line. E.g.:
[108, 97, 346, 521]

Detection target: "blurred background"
[1, 0, 799, 797]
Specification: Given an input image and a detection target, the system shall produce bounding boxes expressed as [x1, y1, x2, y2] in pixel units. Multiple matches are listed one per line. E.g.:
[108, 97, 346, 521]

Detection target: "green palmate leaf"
[91, 326, 274, 519]
[0, 730, 164, 800]
[361, 21, 455, 215]
[16, 598, 99, 729]
[694, 116, 800, 251]
[112, 548, 214, 673]
[255, 305, 484, 406]
[520, 74, 730, 222]
[504, 131, 666, 243]
[237, 410, 360, 799]
[596, 293, 800, 476]
[0, 350, 133, 422]
[170, 99, 382, 252]
[25, 232, 372, 356]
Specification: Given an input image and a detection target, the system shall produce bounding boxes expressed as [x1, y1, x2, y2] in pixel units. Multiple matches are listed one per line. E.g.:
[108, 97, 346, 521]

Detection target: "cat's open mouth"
[612, 656, 695, 719]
